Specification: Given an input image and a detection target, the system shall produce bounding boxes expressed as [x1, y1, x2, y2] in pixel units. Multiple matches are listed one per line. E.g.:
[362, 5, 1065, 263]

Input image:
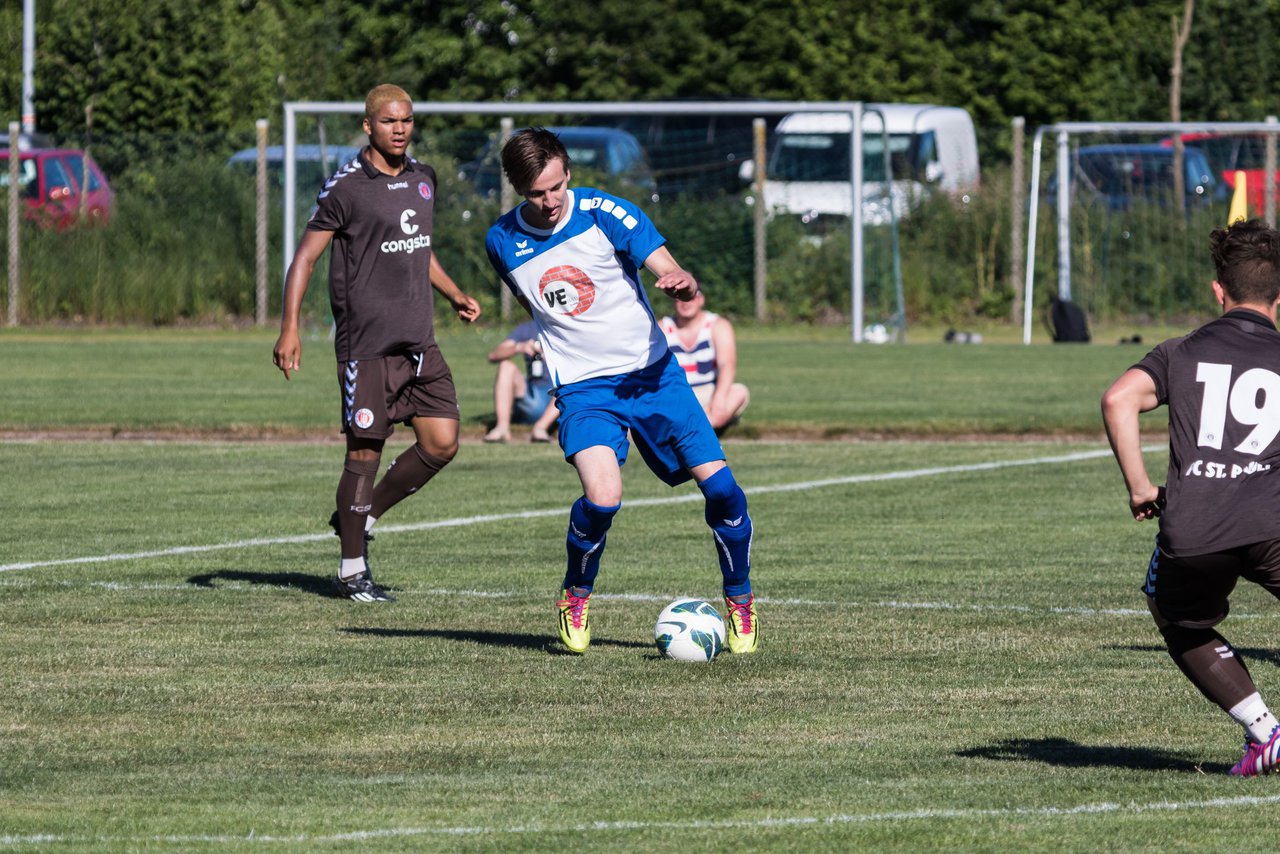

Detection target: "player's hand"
[273, 331, 301, 381]
[454, 294, 482, 323]
[1129, 484, 1165, 521]
[655, 270, 699, 301]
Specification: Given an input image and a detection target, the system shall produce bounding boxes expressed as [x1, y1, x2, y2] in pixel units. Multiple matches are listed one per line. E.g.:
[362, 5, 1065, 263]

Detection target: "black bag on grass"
[1048, 297, 1090, 343]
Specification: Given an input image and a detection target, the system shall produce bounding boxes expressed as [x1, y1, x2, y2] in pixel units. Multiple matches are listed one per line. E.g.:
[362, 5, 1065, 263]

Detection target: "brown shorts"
[1143, 538, 1280, 628]
[337, 346, 459, 440]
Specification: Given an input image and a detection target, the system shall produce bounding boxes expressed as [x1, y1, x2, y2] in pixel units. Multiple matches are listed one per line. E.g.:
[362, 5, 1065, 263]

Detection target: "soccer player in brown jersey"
[273, 84, 482, 602]
[1103, 218, 1280, 776]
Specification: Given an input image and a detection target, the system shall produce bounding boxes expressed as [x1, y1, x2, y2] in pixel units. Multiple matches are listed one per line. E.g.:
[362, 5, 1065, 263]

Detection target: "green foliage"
[5, 0, 1280, 168]
[10, 152, 257, 324]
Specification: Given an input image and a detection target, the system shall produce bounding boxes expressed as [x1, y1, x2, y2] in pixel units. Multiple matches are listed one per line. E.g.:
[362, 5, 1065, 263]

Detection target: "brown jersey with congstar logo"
[1135, 308, 1280, 556]
[307, 150, 438, 362]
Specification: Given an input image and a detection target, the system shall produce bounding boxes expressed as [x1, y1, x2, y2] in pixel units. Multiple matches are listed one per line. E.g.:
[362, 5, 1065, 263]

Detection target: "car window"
[564, 144, 606, 171]
[42, 157, 75, 199]
[0, 159, 40, 199]
[63, 154, 103, 192]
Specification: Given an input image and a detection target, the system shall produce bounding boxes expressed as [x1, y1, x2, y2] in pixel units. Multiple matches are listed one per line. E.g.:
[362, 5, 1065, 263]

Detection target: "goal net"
[279, 100, 915, 341]
[1023, 120, 1280, 343]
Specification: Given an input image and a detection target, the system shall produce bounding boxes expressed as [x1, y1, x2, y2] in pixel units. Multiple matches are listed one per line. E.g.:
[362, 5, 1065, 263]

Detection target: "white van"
[759, 103, 980, 226]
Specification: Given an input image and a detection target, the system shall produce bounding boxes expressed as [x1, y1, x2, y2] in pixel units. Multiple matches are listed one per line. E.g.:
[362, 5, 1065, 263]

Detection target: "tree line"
[2, 0, 1279, 162]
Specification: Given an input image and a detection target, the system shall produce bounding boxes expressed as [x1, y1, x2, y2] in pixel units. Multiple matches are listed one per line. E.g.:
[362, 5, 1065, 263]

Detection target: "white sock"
[1228, 692, 1275, 743]
[339, 558, 366, 580]
[365, 514, 378, 533]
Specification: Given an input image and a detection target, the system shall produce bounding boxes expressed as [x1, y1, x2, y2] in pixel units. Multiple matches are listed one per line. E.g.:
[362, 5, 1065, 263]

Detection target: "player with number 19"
[1102, 218, 1280, 777]
[485, 127, 759, 656]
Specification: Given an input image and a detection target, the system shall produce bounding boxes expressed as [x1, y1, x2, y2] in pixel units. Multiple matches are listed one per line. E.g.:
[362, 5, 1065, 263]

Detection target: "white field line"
[0, 577, 1175, 618]
[0, 446, 1141, 575]
[4, 792, 1280, 846]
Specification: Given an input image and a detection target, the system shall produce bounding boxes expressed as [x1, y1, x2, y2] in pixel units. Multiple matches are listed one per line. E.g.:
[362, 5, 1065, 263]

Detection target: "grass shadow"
[186, 570, 344, 599]
[341, 625, 652, 654]
[956, 737, 1227, 774]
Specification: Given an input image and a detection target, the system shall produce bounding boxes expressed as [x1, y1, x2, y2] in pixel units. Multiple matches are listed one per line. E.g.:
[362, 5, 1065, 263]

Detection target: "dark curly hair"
[1210, 218, 1280, 305]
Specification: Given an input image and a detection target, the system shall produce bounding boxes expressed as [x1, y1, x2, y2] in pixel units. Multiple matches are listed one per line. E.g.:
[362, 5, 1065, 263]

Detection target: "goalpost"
[1023, 119, 1280, 344]
[281, 100, 891, 341]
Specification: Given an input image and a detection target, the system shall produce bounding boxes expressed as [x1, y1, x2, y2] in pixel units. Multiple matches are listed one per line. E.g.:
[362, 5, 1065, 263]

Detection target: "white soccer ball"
[654, 598, 726, 662]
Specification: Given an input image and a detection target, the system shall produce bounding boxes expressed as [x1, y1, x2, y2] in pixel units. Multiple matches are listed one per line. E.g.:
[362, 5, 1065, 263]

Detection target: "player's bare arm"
[644, 247, 698, 301]
[429, 253, 482, 323]
[273, 229, 334, 380]
[1102, 367, 1164, 520]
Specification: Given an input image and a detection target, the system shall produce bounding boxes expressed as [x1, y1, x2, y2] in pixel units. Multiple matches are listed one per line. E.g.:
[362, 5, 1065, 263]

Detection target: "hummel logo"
[723, 516, 744, 527]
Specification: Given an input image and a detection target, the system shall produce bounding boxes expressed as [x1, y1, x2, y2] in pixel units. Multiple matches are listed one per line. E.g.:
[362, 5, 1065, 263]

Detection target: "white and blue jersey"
[485, 188, 669, 388]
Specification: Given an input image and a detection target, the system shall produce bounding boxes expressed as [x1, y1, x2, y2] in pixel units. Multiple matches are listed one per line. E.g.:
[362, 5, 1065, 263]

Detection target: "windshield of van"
[768, 132, 924, 182]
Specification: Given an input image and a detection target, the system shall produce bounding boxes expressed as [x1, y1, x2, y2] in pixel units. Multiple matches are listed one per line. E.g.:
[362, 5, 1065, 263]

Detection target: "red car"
[1164, 132, 1280, 217]
[0, 148, 116, 227]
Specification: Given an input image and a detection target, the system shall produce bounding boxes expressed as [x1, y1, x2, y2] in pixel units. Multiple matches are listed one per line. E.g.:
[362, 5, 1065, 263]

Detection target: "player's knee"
[569, 495, 620, 545]
[699, 467, 749, 530]
[1158, 621, 1219, 655]
[421, 438, 458, 463]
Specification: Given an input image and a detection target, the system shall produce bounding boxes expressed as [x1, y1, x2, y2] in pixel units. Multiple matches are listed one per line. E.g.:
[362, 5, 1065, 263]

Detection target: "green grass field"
[6, 328, 1278, 851]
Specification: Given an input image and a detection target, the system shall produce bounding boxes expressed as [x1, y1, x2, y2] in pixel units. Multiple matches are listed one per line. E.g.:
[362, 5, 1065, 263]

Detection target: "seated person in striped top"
[659, 290, 749, 433]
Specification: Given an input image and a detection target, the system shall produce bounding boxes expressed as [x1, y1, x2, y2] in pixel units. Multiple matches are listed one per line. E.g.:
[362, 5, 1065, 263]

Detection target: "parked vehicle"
[1161, 132, 1279, 216]
[1051, 143, 1219, 210]
[225, 144, 361, 193]
[0, 147, 115, 227]
[458, 126, 657, 201]
[749, 104, 980, 227]
[611, 103, 781, 197]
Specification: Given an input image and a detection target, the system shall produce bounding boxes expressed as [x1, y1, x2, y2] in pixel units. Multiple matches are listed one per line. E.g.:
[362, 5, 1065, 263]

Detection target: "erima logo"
[387, 181, 408, 190]
[517, 240, 529, 248]
[400, 209, 419, 235]
[722, 516, 744, 527]
[515, 238, 533, 257]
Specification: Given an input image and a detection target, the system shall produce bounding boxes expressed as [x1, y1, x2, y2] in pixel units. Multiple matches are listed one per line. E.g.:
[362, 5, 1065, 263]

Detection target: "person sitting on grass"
[659, 289, 749, 434]
[483, 319, 558, 444]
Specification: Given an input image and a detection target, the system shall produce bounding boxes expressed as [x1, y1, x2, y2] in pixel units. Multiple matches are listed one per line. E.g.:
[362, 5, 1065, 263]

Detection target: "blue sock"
[699, 467, 753, 598]
[563, 496, 620, 594]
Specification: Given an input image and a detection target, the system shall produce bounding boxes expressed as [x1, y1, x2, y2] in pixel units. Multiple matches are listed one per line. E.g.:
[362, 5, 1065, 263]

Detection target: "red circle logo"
[538, 265, 596, 317]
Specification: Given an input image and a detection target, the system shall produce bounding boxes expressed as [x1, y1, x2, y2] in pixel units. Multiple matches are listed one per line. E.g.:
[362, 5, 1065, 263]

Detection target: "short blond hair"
[364, 84, 412, 119]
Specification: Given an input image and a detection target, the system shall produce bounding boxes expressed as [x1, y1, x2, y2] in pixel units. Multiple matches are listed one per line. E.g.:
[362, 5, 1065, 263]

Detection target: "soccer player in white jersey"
[485, 127, 759, 655]
[1103, 219, 1280, 776]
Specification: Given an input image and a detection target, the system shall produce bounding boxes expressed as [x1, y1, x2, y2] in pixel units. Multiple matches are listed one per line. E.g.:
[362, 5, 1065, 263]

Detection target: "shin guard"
[699, 467, 753, 598]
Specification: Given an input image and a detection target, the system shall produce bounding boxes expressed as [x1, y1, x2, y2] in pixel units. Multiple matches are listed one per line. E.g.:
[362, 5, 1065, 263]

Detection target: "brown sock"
[335, 458, 379, 559]
[370, 444, 450, 518]
[1160, 624, 1257, 712]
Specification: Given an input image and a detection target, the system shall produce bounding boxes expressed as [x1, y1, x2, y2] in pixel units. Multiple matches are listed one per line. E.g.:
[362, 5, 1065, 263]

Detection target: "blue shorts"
[555, 352, 724, 486]
[513, 383, 553, 424]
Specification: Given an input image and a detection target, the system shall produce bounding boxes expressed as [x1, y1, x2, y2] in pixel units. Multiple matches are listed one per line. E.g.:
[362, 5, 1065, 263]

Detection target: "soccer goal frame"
[282, 99, 888, 340]
[1023, 119, 1280, 344]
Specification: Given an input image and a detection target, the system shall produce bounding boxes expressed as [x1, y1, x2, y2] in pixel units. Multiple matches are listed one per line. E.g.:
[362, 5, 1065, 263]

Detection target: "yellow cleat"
[723, 594, 760, 654]
[557, 589, 591, 654]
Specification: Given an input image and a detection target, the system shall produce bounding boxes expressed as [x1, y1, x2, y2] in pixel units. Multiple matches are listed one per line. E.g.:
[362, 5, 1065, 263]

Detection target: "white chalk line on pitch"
[0, 575, 1181, 618]
[1, 446, 1138, 575]
[4, 792, 1280, 846]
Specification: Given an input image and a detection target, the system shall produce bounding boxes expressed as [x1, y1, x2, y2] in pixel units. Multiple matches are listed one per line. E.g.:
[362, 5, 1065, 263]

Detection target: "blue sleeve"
[586, 191, 666, 268]
[485, 223, 521, 299]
